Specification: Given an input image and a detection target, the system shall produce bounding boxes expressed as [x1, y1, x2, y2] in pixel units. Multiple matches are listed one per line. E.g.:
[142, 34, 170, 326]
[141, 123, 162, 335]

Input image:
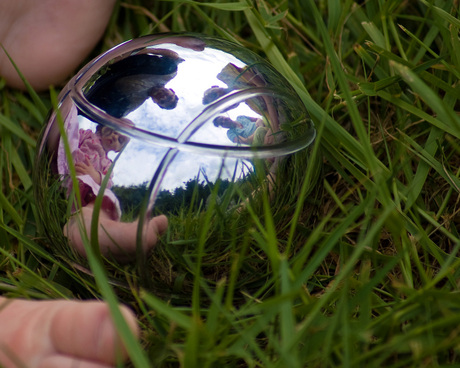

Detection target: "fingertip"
[98, 304, 140, 362]
[50, 300, 139, 364]
[118, 304, 140, 340]
[154, 215, 168, 235]
[84, 302, 140, 363]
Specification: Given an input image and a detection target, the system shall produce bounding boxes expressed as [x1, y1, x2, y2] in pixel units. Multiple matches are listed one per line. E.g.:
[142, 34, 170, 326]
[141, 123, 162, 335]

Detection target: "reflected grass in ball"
[34, 33, 316, 300]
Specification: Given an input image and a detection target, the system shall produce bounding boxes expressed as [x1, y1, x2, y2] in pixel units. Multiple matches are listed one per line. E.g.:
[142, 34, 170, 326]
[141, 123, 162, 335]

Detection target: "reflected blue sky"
[76, 43, 267, 190]
[77, 114, 253, 190]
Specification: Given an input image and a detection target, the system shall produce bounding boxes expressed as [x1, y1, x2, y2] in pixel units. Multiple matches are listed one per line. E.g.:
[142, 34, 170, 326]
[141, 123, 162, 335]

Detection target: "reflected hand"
[264, 133, 275, 145]
[75, 158, 102, 184]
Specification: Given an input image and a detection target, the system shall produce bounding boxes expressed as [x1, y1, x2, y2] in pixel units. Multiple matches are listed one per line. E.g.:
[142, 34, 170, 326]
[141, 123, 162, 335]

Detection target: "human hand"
[237, 136, 251, 145]
[264, 133, 275, 145]
[75, 158, 102, 184]
[0, 0, 116, 91]
[0, 297, 139, 368]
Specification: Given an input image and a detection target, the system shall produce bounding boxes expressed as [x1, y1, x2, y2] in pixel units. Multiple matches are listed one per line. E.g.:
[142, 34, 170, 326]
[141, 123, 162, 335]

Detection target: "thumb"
[152, 215, 168, 236]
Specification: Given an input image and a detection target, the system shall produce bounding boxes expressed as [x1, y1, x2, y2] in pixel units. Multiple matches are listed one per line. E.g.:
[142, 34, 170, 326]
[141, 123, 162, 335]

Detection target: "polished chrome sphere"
[35, 33, 315, 293]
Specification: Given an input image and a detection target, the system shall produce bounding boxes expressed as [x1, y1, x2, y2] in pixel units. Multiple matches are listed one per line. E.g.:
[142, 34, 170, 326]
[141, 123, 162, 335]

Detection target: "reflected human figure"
[214, 114, 279, 208]
[58, 108, 129, 221]
[213, 115, 268, 145]
[86, 50, 184, 118]
[58, 105, 167, 262]
[202, 63, 280, 143]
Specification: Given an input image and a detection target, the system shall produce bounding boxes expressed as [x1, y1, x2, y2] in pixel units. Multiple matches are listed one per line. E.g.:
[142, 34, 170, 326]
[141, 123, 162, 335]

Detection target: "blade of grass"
[162, 0, 250, 11]
[391, 60, 460, 135]
[0, 46, 48, 117]
[0, 113, 36, 147]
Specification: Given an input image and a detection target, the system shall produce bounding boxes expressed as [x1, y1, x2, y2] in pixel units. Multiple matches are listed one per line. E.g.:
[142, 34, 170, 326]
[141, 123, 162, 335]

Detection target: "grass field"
[1, 0, 460, 367]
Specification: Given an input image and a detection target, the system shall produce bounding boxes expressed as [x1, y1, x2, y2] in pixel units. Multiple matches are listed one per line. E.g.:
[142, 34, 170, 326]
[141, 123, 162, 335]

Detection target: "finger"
[74, 164, 86, 174]
[152, 215, 168, 236]
[49, 301, 139, 364]
[74, 162, 87, 169]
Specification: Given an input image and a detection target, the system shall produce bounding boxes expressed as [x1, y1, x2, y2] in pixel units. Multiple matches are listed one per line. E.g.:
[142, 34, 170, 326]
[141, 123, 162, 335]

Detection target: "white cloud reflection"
[78, 43, 260, 192]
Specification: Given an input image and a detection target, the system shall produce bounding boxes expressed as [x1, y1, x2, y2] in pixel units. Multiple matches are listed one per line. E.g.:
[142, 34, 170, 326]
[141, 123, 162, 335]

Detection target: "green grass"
[2, 0, 460, 367]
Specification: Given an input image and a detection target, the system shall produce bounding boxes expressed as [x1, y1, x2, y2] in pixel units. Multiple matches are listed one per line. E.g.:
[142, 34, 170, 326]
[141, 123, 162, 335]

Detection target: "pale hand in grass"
[0, 297, 139, 368]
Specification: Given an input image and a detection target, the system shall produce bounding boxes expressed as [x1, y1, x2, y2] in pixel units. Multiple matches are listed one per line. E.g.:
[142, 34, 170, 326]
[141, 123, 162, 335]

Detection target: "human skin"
[0, 297, 139, 368]
[100, 130, 124, 153]
[0, 0, 116, 91]
[64, 204, 169, 263]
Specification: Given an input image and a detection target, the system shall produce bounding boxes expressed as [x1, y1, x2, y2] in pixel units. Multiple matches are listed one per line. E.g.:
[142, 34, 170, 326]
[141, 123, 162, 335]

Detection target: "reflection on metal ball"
[34, 33, 316, 293]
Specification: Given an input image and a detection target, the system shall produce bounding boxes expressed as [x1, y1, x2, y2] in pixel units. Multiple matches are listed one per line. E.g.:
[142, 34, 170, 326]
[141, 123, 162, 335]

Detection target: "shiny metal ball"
[35, 33, 315, 293]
